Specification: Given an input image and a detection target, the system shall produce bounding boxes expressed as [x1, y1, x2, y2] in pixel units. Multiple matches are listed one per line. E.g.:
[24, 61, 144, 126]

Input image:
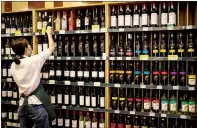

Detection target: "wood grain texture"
[12, 1, 28, 12]
[28, 1, 45, 9]
[1, 1, 5, 13]
[45, 1, 54, 8]
[4, 1, 12, 12]
[54, 1, 63, 7]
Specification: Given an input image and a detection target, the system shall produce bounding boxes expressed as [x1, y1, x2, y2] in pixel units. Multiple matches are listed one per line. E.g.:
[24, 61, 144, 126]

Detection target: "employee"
[10, 27, 56, 128]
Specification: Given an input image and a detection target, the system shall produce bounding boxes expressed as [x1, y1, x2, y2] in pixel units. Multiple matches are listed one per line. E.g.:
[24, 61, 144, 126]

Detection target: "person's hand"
[46, 26, 53, 36]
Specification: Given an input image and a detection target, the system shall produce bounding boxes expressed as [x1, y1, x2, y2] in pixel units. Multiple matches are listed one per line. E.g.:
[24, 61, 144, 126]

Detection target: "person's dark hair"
[12, 38, 29, 65]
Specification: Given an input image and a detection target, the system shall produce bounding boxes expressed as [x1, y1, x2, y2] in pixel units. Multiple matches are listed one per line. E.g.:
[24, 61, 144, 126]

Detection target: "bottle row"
[110, 31, 196, 57]
[37, 7, 105, 32]
[111, 88, 196, 114]
[44, 85, 105, 108]
[1, 13, 33, 35]
[110, 61, 196, 86]
[1, 105, 19, 128]
[38, 34, 105, 57]
[110, 114, 196, 128]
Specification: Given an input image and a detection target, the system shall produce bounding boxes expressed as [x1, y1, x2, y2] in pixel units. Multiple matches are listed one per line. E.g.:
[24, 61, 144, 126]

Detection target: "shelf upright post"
[33, 10, 38, 55]
[105, 3, 110, 128]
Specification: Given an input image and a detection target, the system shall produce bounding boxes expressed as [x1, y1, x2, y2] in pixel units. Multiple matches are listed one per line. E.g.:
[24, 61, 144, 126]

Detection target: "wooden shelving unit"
[1, 1, 197, 128]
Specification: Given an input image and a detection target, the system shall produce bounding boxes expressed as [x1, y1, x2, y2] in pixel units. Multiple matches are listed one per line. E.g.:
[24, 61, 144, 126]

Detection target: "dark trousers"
[18, 105, 49, 128]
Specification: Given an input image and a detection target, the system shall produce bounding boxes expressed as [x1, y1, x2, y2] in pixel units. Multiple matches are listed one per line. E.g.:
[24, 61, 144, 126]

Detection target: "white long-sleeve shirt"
[10, 49, 51, 106]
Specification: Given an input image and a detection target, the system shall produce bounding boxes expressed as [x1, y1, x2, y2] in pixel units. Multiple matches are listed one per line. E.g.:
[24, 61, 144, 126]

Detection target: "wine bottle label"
[144, 98, 150, 110]
[1, 23, 5, 29]
[92, 122, 97, 128]
[65, 119, 70, 127]
[79, 95, 85, 106]
[84, 71, 89, 78]
[86, 96, 91, 106]
[57, 94, 62, 104]
[8, 91, 12, 97]
[161, 13, 167, 25]
[43, 44, 48, 51]
[142, 14, 148, 26]
[71, 95, 76, 105]
[70, 71, 76, 78]
[2, 112, 7, 118]
[151, 13, 158, 25]
[78, 71, 83, 77]
[118, 15, 124, 27]
[91, 96, 96, 107]
[188, 76, 196, 85]
[43, 21, 47, 29]
[7, 122, 12, 126]
[37, 22, 43, 30]
[43, 73, 49, 79]
[51, 96, 55, 104]
[118, 123, 124, 128]
[111, 16, 117, 27]
[6, 28, 11, 34]
[13, 92, 18, 99]
[11, 48, 14, 54]
[9, 112, 12, 119]
[100, 97, 105, 107]
[58, 118, 63, 126]
[125, 15, 131, 26]
[56, 70, 62, 76]
[152, 99, 160, 110]
[6, 47, 10, 55]
[170, 100, 177, 111]
[161, 100, 168, 111]
[99, 71, 105, 78]
[85, 121, 91, 128]
[189, 101, 195, 113]
[85, 17, 89, 26]
[169, 12, 176, 25]
[52, 119, 56, 125]
[64, 71, 70, 77]
[12, 123, 18, 127]
[72, 120, 77, 128]
[2, 91, 7, 97]
[64, 94, 69, 104]
[62, 18, 68, 30]
[99, 123, 105, 128]
[133, 14, 140, 26]
[181, 101, 188, 112]
[11, 28, 16, 34]
[92, 71, 98, 78]
[79, 121, 84, 128]
[3, 68, 7, 76]
[13, 113, 18, 120]
[49, 70, 55, 76]
[76, 19, 81, 27]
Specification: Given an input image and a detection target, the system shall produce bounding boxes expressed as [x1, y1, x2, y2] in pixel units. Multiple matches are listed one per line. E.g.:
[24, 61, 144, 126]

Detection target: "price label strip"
[140, 55, 149, 60]
[14, 30, 22, 36]
[64, 81, 71, 85]
[92, 25, 100, 33]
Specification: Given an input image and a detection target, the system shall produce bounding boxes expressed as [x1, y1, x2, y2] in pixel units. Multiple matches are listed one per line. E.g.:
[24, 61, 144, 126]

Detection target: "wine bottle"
[188, 93, 196, 114]
[71, 36, 77, 56]
[7, 83, 13, 101]
[118, 34, 125, 56]
[179, 62, 186, 86]
[152, 90, 160, 113]
[111, 6, 117, 28]
[152, 61, 159, 85]
[84, 61, 90, 82]
[161, 2, 168, 27]
[85, 9, 91, 30]
[2, 83, 7, 101]
[64, 36, 70, 56]
[125, 5, 132, 28]
[126, 61, 133, 84]
[161, 62, 168, 85]
[65, 110, 70, 128]
[71, 86, 77, 106]
[151, 3, 158, 27]
[100, 34, 105, 56]
[100, 7, 105, 28]
[135, 89, 142, 112]
[160, 32, 167, 57]
[152, 33, 159, 57]
[78, 35, 84, 56]
[160, 118, 166, 128]
[141, 116, 148, 128]
[1, 15, 6, 34]
[62, 11, 68, 30]
[178, 32, 185, 57]
[118, 115, 124, 128]
[188, 32, 195, 57]
[37, 12, 43, 32]
[93, 7, 99, 25]
[91, 88, 97, 108]
[170, 62, 177, 86]
[180, 92, 188, 114]
[64, 86, 70, 106]
[111, 88, 118, 109]
[110, 114, 116, 128]
[141, 4, 148, 27]
[135, 33, 141, 56]
[50, 86, 56, 105]
[64, 61, 70, 81]
[144, 90, 151, 112]
[71, 111, 78, 128]
[70, 61, 76, 82]
[55, 11, 61, 31]
[127, 88, 134, 111]
[92, 112, 98, 128]
[99, 88, 105, 108]
[92, 61, 98, 82]
[133, 116, 140, 128]
[85, 112, 91, 128]
[133, 4, 140, 27]
[118, 5, 125, 28]
[126, 33, 134, 57]
[69, 10, 75, 31]
[134, 61, 141, 85]
[188, 62, 196, 86]
[57, 36, 63, 57]
[169, 2, 176, 26]
[99, 113, 105, 128]
[77, 61, 83, 81]
[143, 62, 150, 85]
[56, 86, 63, 105]
[10, 16, 16, 34]
[57, 109, 63, 127]
[170, 91, 177, 113]
[150, 117, 156, 128]
[56, 61, 62, 81]
[79, 87, 85, 107]
[119, 88, 125, 110]
[85, 34, 91, 56]
[76, 10, 82, 30]
[93, 34, 98, 56]
[43, 12, 48, 30]
[49, 61, 55, 80]
[79, 112, 84, 128]
[161, 91, 168, 113]
[125, 115, 132, 128]
[85, 87, 91, 107]
[110, 34, 116, 57]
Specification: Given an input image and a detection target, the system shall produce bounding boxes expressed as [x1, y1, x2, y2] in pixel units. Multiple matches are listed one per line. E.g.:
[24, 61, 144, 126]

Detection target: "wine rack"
[1, 1, 197, 128]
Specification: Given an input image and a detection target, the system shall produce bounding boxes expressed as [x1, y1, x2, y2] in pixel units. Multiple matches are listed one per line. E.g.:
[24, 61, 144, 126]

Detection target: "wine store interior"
[1, 1, 197, 128]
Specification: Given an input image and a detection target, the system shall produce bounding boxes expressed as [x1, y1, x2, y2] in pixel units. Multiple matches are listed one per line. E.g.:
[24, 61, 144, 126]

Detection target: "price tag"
[143, 27, 149, 31]
[126, 57, 132, 60]
[64, 81, 71, 85]
[167, 24, 174, 30]
[186, 25, 193, 29]
[14, 30, 22, 36]
[140, 55, 149, 60]
[118, 28, 124, 32]
[49, 80, 55, 84]
[117, 57, 122, 60]
[157, 85, 162, 89]
[57, 57, 61, 60]
[89, 108, 94, 111]
[168, 55, 178, 60]
[130, 111, 135, 114]
[95, 57, 100, 60]
[102, 53, 107, 60]
[49, 56, 55, 60]
[188, 87, 195, 90]
[7, 78, 12, 82]
[2, 34, 10, 37]
[114, 84, 120, 88]
[24, 33, 30, 36]
[81, 57, 86, 60]
[35, 32, 39, 35]
[100, 28, 107, 32]
[59, 30, 65, 34]
[161, 114, 166, 117]
[92, 25, 100, 32]
[149, 112, 155, 116]
[75, 30, 81, 33]
[62, 106, 67, 109]
[42, 28, 46, 35]
[66, 57, 71, 60]
[94, 82, 100, 86]
[140, 85, 146, 88]
[110, 57, 115, 60]
[9, 56, 13, 59]
[77, 81, 84, 86]
[115, 110, 120, 113]
[180, 115, 187, 119]
[173, 86, 179, 90]
[4, 56, 8, 59]
[11, 100, 16, 105]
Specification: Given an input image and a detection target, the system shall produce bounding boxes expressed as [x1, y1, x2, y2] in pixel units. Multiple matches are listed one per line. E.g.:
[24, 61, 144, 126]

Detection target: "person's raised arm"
[46, 27, 55, 53]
